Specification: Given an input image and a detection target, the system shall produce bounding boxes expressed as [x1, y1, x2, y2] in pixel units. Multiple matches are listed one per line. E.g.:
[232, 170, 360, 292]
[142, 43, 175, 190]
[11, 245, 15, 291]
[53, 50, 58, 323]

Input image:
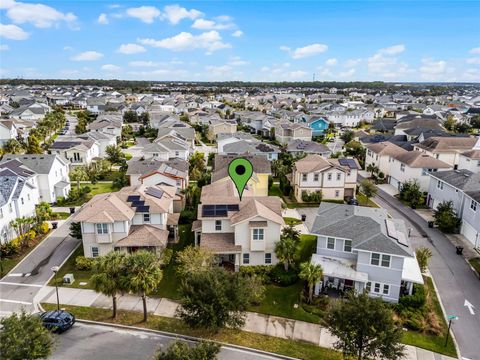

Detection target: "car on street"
[38, 310, 75, 333]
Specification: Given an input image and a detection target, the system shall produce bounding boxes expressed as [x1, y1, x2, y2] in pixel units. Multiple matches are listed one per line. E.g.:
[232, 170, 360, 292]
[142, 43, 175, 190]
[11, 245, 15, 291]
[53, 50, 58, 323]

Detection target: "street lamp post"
[51, 266, 60, 310]
[445, 315, 458, 347]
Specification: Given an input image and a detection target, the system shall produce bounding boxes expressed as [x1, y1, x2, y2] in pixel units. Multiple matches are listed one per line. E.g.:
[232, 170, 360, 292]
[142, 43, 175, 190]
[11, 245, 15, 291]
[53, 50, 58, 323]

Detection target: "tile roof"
[461, 149, 480, 159]
[200, 232, 241, 253]
[212, 154, 271, 182]
[293, 154, 333, 173]
[366, 142, 408, 157]
[415, 137, 477, 152]
[393, 151, 451, 168]
[115, 225, 168, 248]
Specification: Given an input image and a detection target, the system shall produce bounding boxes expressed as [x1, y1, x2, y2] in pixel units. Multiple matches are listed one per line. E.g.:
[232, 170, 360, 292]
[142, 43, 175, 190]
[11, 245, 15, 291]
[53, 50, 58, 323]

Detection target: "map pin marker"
[228, 157, 254, 201]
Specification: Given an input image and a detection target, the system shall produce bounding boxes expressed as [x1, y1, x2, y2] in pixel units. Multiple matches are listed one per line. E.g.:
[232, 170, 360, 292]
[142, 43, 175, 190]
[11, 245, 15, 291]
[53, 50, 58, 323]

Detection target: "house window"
[400, 164, 405, 172]
[421, 168, 430, 176]
[335, 190, 340, 197]
[243, 253, 250, 264]
[477, 160, 480, 167]
[381, 255, 391, 267]
[265, 253, 272, 264]
[367, 150, 372, 157]
[344, 240, 352, 252]
[327, 237, 335, 250]
[9, 203, 13, 213]
[437, 180, 444, 190]
[91, 246, 99, 258]
[143, 213, 150, 222]
[215, 220, 222, 231]
[471, 200, 478, 212]
[96, 223, 108, 234]
[383, 284, 390, 295]
[0, 208, 3, 219]
[175, 151, 180, 157]
[327, 173, 332, 181]
[366, 282, 371, 292]
[21, 197, 24, 205]
[336, 173, 341, 181]
[302, 174, 307, 181]
[176, 180, 181, 187]
[27, 194, 30, 201]
[373, 283, 381, 294]
[253, 228, 264, 240]
[371, 253, 380, 266]
[313, 173, 319, 181]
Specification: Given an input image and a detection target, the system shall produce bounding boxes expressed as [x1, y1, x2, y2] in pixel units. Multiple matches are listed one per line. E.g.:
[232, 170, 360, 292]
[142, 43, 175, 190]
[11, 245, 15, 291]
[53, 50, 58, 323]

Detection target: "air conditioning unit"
[63, 273, 75, 284]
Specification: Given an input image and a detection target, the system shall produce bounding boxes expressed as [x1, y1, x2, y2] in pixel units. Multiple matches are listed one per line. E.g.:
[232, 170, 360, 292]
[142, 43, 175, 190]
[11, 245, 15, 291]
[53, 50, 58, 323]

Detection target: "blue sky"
[1, 0, 479, 82]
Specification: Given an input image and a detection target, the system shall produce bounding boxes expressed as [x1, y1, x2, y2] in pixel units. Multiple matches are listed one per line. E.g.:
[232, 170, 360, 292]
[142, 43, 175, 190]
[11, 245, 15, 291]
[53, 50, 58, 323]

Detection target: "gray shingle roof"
[431, 170, 480, 191]
[1, 154, 65, 174]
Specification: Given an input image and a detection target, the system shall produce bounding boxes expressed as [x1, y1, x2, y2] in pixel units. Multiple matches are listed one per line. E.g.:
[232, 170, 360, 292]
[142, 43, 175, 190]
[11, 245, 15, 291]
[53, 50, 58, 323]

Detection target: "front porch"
[194, 229, 242, 272]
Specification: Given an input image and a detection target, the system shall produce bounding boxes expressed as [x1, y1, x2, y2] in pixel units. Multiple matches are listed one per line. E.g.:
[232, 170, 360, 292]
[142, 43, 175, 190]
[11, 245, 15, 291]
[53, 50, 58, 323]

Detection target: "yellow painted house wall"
[215, 172, 269, 197]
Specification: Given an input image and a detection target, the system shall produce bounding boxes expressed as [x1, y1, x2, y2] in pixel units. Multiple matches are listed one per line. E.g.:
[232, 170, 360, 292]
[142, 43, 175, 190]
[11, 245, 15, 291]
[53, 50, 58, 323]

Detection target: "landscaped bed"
[468, 258, 480, 275]
[41, 303, 342, 360]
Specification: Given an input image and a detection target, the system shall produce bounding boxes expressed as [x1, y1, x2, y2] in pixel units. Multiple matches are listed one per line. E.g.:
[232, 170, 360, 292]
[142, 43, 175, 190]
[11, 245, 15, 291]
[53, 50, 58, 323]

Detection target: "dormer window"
[96, 223, 108, 234]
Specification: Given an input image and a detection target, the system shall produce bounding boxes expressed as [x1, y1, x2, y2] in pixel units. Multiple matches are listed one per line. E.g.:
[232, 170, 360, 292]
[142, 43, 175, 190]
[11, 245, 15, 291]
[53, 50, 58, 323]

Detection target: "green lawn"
[48, 245, 92, 288]
[468, 258, 480, 275]
[249, 282, 322, 324]
[400, 277, 457, 358]
[297, 234, 317, 263]
[283, 217, 302, 226]
[356, 193, 379, 208]
[268, 184, 283, 197]
[41, 303, 341, 360]
[64, 182, 120, 206]
[52, 212, 71, 220]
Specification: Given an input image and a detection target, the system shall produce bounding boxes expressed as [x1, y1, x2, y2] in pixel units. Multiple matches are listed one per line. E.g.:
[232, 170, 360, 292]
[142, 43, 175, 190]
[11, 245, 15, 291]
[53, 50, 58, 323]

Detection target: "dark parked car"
[347, 197, 359, 205]
[39, 310, 75, 333]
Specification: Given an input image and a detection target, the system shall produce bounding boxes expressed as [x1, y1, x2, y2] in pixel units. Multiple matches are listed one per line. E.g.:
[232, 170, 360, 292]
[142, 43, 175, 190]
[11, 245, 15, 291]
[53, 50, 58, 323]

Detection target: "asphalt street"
[52, 322, 287, 360]
[372, 188, 480, 360]
[0, 217, 80, 315]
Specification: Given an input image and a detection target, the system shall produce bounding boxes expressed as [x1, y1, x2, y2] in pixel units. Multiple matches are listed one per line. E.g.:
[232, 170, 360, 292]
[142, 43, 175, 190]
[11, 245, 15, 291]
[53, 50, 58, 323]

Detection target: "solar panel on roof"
[136, 205, 150, 213]
[227, 204, 239, 211]
[127, 195, 141, 202]
[145, 187, 164, 199]
[131, 200, 145, 207]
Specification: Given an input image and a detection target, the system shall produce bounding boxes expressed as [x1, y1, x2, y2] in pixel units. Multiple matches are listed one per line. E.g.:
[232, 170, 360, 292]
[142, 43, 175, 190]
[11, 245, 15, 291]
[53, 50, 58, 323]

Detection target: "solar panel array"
[127, 195, 141, 202]
[145, 187, 164, 199]
[339, 158, 360, 169]
[202, 204, 239, 217]
[136, 205, 150, 213]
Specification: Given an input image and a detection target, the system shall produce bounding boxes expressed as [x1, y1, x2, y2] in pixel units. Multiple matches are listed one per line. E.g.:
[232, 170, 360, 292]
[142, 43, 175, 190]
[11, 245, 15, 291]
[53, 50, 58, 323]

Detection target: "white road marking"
[0, 281, 43, 288]
[0, 299, 32, 305]
[464, 299, 475, 315]
[6, 273, 25, 277]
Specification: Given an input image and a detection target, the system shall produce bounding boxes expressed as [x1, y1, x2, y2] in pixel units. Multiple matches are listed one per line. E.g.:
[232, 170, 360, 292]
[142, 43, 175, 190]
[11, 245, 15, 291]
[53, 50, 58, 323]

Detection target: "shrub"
[398, 284, 426, 310]
[240, 265, 273, 284]
[38, 222, 50, 235]
[179, 209, 196, 224]
[75, 256, 96, 271]
[160, 248, 173, 266]
[0, 241, 19, 258]
[269, 264, 298, 286]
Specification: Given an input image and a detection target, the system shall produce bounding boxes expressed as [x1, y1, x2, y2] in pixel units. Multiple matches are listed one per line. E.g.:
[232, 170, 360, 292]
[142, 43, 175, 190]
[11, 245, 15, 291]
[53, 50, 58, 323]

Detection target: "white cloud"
[192, 18, 233, 30]
[469, 47, 480, 54]
[231, 30, 243, 37]
[128, 60, 161, 67]
[101, 64, 121, 72]
[344, 58, 361, 67]
[325, 58, 338, 66]
[0, 23, 29, 40]
[162, 5, 202, 24]
[463, 68, 480, 81]
[139, 31, 231, 54]
[281, 43, 328, 59]
[126, 6, 161, 23]
[288, 70, 307, 79]
[419, 58, 449, 80]
[339, 68, 356, 78]
[71, 51, 104, 61]
[97, 13, 109, 25]
[108, 4, 121, 9]
[2, 0, 77, 29]
[229, 56, 249, 66]
[466, 58, 480, 65]
[117, 43, 146, 54]
[0, 44, 9, 51]
[63, 46, 73, 51]
[377, 44, 405, 55]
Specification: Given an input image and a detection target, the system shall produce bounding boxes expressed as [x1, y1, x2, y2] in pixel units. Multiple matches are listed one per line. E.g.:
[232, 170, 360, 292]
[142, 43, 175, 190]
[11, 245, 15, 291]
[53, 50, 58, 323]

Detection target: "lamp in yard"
[445, 315, 458, 347]
[51, 266, 60, 310]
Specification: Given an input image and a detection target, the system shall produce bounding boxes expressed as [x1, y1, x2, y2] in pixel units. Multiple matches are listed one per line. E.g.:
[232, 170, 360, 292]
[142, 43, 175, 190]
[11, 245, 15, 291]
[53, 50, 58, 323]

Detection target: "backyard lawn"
[283, 217, 302, 226]
[268, 183, 283, 197]
[64, 181, 121, 206]
[356, 193, 379, 208]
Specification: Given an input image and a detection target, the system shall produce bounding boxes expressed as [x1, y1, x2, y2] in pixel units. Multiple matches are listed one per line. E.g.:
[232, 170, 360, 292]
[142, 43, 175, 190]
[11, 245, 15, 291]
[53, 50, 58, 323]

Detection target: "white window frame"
[313, 173, 319, 182]
[383, 284, 390, 295]
[370, 252, 380, 266]
[91, 246, 99, 258]
[335, 190, 340, 198]
[336, 173, 341, 181]
[437, 180, 443, 190]
[327, 237, 335, 250]
[302, 173, 307, 181]
[366, 281, 371, 292]
[471, 199, 477, 212]
[327, 173, 332, 181]
[344, 239, 352, 253]
[96, 223, 108, 234]
[215, 220, 222, 231]
[373, 282, 381, 294]
[253, 228, 265, 241]
[400, 163, 405, 172]
[143, 213, 150, 222]
[381, 254, 391, 268]
[243, 253, 250, 264]
[265, 253, 272, 264]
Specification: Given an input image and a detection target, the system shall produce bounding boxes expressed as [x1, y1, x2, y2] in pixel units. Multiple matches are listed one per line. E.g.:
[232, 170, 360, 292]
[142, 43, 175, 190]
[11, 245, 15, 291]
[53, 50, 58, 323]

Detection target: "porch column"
[407, 282, 413, 295]
[234, 253, 240, 272]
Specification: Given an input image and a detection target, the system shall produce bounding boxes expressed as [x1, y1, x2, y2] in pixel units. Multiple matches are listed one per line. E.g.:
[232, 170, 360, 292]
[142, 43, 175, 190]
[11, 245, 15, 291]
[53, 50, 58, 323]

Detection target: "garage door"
[389, 177, 401, 190]
[461, 221, 479, 247]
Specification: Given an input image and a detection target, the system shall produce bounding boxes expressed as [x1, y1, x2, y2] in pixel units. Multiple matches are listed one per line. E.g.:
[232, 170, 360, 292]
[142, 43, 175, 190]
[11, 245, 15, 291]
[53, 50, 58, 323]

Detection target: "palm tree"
[275, 237, 297, 272]
[415, 247, 432, 273]
[366, 163, 379, 178]
[91, 251, 127, 319]
[125, 251, 163, 322]
[299, 261, 323, 303]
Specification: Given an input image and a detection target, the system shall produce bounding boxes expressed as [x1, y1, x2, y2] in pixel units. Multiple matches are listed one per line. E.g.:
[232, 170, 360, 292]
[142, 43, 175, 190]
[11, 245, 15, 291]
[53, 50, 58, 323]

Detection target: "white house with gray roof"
[310, 203, 423, 303]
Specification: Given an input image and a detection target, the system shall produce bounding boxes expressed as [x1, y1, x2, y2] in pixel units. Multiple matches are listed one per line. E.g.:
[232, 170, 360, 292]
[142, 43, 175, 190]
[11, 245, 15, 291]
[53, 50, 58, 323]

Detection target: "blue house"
[299, 116, 329, 136]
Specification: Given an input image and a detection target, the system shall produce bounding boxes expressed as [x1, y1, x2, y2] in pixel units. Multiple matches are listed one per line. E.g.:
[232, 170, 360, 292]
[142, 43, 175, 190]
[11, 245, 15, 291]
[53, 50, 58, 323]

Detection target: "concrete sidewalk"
[40, 286, 456, 360]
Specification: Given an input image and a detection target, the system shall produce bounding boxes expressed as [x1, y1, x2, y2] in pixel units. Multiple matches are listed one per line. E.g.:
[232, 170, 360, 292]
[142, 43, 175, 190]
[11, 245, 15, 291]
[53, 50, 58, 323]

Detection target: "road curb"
[75, 319, 298, 360]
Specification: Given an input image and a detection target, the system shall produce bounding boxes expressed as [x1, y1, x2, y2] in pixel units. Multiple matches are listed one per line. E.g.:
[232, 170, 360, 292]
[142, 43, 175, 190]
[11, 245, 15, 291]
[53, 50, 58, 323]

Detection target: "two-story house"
[310, 203, 423, 303]
[207, 119, 238, 141]
[413, 136, 477, 169]
[0, 167, 39, 243]
[427, 170, 480, 248]
[211, 155, 271, 197]
[75, 184, 179, 258]
[50, 139, 100, 166]
[0, 154, 70, 203]
[458, 146, 480, 174]
[274, 120, 312, 145]
[286, 139, 331, 157]
[389, 151, 451, 192]
[0, 120, 18, 146]
[291, 154, 360, 201]
[193, 180, 284, 271]
[365, 142, 408, 180]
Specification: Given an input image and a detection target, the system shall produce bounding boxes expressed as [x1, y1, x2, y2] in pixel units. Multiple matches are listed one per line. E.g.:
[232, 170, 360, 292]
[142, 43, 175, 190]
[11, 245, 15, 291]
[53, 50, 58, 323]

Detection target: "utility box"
[63, 273, 75, 284]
